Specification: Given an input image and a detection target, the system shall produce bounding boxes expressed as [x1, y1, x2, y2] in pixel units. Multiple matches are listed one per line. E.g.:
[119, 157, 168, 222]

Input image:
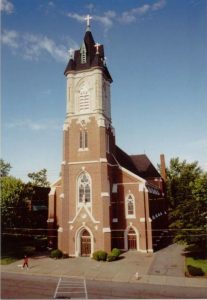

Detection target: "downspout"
[143, 187, 148, 253]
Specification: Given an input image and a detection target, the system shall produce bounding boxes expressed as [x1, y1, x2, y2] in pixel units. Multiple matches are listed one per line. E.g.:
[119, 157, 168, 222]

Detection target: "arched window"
[126, 194, 135, 218]
[78, 172, 91, 205]
[80, 130, 88, 149]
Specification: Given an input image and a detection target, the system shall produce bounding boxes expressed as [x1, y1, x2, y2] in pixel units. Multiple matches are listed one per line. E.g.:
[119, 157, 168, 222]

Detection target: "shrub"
[92, 250, 107, 261]
[187, 265, 205, 276]
[50, 249, 63, 259]
[107, 252, 117, 262]
[111, 248, 121, 257]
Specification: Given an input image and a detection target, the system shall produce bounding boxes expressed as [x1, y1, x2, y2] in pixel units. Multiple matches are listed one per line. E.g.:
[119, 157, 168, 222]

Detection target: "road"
[1, 272, 207, 299]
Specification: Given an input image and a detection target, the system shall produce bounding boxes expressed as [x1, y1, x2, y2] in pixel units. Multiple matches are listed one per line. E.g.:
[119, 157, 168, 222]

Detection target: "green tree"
[0, 176, 32, 229]
[166, 158, 207, 247]
[27, 168, 50, 187]
[0, 159, 12, 177]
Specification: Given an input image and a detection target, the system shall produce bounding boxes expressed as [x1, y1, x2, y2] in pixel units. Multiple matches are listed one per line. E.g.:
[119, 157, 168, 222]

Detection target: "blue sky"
[1, 0, 207, 183]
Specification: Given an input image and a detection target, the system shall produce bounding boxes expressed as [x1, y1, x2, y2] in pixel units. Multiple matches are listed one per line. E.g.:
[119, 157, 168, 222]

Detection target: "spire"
[84, 14, 92, 32]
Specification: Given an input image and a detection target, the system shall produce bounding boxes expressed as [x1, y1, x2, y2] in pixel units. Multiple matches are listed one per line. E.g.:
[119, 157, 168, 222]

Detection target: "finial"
[85, 14, 92, 31]
[68, 48, 74, 59]
[94, 43, 100, 55]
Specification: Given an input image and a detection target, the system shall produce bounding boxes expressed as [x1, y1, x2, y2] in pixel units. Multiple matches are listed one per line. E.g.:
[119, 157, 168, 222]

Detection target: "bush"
[50, 249, 63, 259]
[111, 248, 121, 257]
[187, 265, 205, 276]
[92, 250, 108, 261]
[107, 252, 117, 262]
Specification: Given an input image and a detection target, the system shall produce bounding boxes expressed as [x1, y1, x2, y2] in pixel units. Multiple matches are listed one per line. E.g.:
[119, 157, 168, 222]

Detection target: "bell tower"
[57, 16, 115, 256]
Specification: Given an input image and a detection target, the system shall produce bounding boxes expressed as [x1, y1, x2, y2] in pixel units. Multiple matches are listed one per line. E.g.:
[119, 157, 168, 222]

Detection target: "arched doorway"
[80, 229, 91, 257]
[127, 227, 137, 250]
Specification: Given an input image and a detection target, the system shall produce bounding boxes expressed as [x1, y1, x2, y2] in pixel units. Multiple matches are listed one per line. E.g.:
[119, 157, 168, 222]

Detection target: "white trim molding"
[102, 227, 111, 233]
[47, 218, 54, 223]
[58, 227, 63, 232]
[101, 192, 109, 197]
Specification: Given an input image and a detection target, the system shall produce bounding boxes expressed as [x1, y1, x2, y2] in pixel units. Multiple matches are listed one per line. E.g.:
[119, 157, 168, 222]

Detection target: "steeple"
[64, 16, 112, 82]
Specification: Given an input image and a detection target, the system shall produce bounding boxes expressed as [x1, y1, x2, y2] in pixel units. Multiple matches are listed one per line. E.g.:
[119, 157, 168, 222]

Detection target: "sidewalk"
[1, 251, 206, 288]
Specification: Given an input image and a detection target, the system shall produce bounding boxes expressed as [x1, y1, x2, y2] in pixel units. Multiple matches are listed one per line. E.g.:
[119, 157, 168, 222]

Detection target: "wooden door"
[81, 230, 91, 257]
[127, 228, 137, 250]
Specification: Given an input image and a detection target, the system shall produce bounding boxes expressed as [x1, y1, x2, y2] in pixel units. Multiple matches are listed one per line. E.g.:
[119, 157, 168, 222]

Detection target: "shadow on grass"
[183, 244, 207, 259]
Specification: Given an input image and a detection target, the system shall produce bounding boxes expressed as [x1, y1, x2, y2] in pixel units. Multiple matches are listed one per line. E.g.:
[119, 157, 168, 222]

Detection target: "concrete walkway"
[1, 250, 206, 288]
[148, 243, 185, 277]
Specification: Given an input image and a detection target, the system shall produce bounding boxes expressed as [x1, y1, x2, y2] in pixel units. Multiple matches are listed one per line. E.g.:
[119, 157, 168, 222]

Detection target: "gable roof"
[115, 146, 161, 180]
[130, 154, 161, 178]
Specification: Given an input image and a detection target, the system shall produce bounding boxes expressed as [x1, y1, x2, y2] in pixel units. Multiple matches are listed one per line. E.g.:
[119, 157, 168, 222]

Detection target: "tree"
[166, 158, 207, 246]
[0, 176, 32, 229]
[27, 168, 50, 187]
[0, 159, 12, 177]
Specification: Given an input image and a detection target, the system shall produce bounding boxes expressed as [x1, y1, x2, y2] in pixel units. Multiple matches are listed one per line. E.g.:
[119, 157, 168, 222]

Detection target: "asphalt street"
[2, 272, 207, 299]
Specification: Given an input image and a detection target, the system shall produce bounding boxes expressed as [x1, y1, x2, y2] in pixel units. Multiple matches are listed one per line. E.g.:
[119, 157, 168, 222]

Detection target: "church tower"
[49, 16, 115, 256]
[48, 16, 168, 256]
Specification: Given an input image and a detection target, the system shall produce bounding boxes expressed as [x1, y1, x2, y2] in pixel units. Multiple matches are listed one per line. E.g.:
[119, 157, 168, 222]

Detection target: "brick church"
[48, 17, 168, 257]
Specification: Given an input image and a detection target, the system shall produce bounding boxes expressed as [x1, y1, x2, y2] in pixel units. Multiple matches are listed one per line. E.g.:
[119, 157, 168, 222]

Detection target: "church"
[48, 16, 168, 257]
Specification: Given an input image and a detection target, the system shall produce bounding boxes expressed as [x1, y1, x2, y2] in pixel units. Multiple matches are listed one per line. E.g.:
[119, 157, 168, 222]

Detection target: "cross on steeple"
[94, 42, 100, 54]
[85, 14, 92, 30]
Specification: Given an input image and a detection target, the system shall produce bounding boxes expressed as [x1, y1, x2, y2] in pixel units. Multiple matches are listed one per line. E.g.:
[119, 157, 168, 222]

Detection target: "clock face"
[79, 84, 90, 112]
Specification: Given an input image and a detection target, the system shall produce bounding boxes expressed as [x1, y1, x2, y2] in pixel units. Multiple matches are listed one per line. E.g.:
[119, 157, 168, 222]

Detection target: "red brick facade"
[48, 25, 168, 256]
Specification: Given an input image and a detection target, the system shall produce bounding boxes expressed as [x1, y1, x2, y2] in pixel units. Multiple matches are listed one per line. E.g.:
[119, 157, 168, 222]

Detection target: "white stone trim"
[147, 249, 154, 253]
[78, 148, 89, 152]
[100, 158, 107, 162]
[47, 218, 54, 223]
[101, 192, 109, 197]
[58, 227, 63, 232]
[60, 193, 64, 199]
[61, 161, 66, 165]
[103, 228, 111, 233]
[139, 183, 146, 192]
[112, 154, 146, 183]
[68, 206, 100, 224]
[139, 249, 148, 253]
[49, 187, 56, 196]
[140, 218, 145, 222]
[63, 123, 69, 131]
[68, 160, 99, 165]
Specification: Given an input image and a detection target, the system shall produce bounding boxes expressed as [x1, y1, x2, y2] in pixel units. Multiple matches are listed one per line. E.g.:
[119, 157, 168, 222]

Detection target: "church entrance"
[127, 227, 137, 250]
[80, 229, 91, 257]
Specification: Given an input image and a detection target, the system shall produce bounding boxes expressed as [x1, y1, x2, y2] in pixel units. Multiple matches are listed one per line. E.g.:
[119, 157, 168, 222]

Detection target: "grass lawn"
[0, 257, 17, 265]
[186, 257, 207, 276]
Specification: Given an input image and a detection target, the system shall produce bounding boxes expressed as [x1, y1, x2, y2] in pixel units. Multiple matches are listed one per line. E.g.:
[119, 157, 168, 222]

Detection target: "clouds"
[67, 0, 166, 30]
[1, 29, 78, 62]
[6, 119, 61, 131]
[1, 29, 18, 48]
[0, 0, 14, 14]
